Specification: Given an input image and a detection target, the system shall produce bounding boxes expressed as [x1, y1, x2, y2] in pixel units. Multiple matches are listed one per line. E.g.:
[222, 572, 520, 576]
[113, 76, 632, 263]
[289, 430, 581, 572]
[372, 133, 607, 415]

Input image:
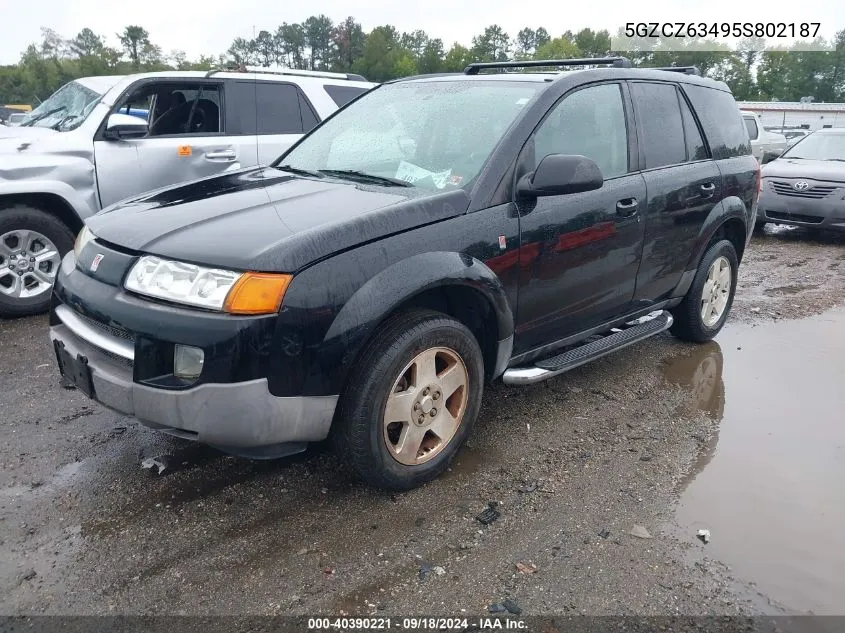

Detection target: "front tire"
[0, 206, 74, 318]
[334, 309, 484, 490]
[670, 240, 738, 343]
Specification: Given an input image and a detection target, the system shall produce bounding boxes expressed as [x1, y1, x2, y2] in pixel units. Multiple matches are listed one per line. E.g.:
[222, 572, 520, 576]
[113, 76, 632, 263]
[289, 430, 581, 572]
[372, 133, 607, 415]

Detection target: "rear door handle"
[616, 198, 639, 218]
[206, 149, 237, 161]
[700, 182, 716, 197]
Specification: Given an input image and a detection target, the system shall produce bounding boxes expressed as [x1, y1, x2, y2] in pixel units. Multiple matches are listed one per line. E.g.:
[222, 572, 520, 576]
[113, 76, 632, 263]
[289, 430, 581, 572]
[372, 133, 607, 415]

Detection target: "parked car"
[0, 67, 375, 317]
[783, 129, 810, 147]
[5, 112, 26, 127]
[50, 57, 757, 489]
[756, 128, 845, 232]
[742, 111, 787, 161]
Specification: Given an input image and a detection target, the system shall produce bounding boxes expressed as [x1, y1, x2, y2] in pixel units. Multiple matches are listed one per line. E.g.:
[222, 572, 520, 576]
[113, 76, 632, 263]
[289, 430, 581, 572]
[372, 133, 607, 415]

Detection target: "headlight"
[124, 255, 292, 314]
[74, 225, 95, 259]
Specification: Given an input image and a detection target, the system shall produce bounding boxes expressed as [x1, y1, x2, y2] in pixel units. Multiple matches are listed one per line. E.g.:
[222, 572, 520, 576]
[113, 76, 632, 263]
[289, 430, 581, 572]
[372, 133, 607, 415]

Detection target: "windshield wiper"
[318, 169, 412, 187]
[20, 106, 67, 127]
[275, 164, 325, 178]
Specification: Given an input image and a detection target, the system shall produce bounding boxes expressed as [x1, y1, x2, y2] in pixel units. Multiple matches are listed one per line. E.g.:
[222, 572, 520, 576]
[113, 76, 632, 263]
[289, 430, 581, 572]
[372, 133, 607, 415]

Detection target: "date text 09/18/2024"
[307, 617, 527, 630]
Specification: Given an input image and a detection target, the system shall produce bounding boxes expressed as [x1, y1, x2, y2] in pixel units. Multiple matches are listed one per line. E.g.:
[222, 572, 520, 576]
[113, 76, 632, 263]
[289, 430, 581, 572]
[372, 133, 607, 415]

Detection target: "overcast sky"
[1, 0, 842, 64]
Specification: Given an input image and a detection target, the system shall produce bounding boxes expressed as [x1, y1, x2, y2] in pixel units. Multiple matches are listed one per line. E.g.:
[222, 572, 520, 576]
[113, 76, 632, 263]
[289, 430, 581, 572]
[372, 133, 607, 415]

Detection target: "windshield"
[782, 132, 845, 161]
[276, 80, 543, 191]
[20, 80, 105, 131]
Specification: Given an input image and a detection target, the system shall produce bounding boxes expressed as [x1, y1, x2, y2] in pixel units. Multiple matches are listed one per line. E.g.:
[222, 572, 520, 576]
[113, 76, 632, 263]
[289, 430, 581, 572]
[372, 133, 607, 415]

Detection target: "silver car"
[0, 68, 375, 316]
[757, 128, 845, 233]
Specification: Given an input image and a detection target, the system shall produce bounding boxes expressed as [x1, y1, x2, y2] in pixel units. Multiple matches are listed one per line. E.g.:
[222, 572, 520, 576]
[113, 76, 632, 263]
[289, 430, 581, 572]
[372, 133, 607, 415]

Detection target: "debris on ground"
[751, 307, 762, 314]
[419, 564, 432, 581]
[502, 598, 522, 615]
[324, 567, 335, 576]
[516, 482, 537, 494]
[140, 456, 168, 475]
[697, 529, 711, 544]
[598, 529, 611, 539]
[17, 569, 37, 586]
[629, 525, 653, 539]
[516, 562, 537, 574]
[433, 566, 446, 576]
[640, 454, 653, 462]
[476, 502, 500, 526]
[488, 603, 507, 613]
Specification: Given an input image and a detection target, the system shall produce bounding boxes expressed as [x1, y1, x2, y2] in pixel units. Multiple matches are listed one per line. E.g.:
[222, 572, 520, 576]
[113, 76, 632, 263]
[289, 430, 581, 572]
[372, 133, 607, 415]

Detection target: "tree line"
[1, 20, 844, 105]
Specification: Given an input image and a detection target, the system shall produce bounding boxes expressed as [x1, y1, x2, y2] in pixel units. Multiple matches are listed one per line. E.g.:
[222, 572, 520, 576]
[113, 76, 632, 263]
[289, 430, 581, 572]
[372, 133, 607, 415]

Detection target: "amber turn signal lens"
[224, 273, 292, 315]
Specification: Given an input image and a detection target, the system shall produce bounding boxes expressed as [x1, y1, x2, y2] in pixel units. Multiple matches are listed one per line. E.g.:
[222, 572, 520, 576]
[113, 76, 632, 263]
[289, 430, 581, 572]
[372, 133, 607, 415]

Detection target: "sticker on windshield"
[395, 161, 452, 189]
[178, 145, 192, 157]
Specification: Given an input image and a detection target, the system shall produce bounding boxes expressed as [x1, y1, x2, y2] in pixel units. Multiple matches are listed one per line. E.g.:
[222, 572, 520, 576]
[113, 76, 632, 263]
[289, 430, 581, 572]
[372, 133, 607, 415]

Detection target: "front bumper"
[50, 252, 338, 449]
[758, 179, 845, 232]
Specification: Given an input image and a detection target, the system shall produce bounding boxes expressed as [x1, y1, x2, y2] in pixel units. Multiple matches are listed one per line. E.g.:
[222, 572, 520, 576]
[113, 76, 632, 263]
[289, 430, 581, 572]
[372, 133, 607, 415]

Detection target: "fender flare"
[320, 251, 515, 389]
[674, 196, 748, 299]
[0, 180, 96, 220]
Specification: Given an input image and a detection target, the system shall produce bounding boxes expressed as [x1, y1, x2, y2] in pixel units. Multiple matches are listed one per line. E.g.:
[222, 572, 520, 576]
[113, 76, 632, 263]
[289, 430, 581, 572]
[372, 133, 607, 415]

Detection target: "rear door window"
[255, 82, 303, 135]
[682, 84, 751, 159]
[679, 94, 708, 161]
[630, 82, 686, 169]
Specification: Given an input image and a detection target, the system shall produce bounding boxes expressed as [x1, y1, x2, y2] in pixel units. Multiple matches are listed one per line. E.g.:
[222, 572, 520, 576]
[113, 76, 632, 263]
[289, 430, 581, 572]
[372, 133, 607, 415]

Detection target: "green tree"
[351, 26, 400, 81]
[417, 38, 445, 74]
[332, 17, 366, 71]
[253, 30, 276, 67]
[276, 23, 306, 68]
[118, 25, 150, 68]
[471, 25, 510, 62]
[227, 37, 256, 65]
[68, 28, 104, 58]
[535, 37, 580, 60]
[304, 14, 334, 70]
[573, 28, 611, 57]
[442, 43, 473, 72]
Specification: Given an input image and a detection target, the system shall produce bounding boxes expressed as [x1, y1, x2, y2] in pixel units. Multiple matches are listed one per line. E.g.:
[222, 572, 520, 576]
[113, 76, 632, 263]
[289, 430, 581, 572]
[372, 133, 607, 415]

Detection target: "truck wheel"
[334, 309, 484, 490]
[670, 239, 738, 343]
[0, 206, 74, 318]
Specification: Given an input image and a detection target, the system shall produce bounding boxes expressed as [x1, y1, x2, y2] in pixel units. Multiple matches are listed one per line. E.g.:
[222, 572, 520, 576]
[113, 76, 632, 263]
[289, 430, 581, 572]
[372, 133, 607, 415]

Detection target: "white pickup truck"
[741, 110, 787, 161]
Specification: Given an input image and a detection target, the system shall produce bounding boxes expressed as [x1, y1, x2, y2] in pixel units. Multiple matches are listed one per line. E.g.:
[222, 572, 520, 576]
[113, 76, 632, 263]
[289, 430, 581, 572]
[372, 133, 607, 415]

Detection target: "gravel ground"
[1, 225, 843, 616]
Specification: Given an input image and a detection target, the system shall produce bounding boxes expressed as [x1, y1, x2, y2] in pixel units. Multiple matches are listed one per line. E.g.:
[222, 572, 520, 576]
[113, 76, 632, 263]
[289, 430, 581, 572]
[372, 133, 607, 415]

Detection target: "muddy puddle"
[664, 306, 845, 615]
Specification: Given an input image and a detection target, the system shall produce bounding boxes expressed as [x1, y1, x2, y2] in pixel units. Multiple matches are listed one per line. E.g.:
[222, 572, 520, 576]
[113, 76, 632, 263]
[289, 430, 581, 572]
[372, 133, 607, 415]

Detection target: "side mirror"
[104, 113, 148, 140]
[517, 154, 604, 198]
[761, 150, 781, 164]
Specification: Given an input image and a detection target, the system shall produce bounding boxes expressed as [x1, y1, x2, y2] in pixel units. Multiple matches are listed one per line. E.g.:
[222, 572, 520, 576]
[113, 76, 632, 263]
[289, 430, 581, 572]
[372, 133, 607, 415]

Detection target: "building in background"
[737, 102, 845, 131]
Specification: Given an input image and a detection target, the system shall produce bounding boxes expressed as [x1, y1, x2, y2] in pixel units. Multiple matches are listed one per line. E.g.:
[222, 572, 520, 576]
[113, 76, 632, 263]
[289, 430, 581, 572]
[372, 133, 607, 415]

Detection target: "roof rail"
[651, 66, 702, 76]
[205, 64, 368, 81]
[464, 57, 633, 75]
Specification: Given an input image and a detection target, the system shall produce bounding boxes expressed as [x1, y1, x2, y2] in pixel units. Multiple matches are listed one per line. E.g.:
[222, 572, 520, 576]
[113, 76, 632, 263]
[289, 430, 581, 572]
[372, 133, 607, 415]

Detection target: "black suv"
[50, 58, 758, 490]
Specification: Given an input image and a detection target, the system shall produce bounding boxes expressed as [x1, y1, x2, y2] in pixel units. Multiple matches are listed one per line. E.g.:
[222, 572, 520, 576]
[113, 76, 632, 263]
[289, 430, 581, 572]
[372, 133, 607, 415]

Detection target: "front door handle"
[206, 149, 237, 161]
[616, 198, 639, 218]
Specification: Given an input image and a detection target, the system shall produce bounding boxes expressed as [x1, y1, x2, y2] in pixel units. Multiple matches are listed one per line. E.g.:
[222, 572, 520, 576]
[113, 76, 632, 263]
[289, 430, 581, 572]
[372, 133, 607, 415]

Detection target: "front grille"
[770, 181, 839, 199]
[75, 312, 135, 343]
[765, 210, 825, 224]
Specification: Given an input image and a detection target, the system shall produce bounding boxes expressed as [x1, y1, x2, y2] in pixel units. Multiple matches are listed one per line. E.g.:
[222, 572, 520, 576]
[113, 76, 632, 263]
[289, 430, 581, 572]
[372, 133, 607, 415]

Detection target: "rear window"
[682, 85, 751, 159]
[743, 116, 759, 140]
[324, 84, 370, 107]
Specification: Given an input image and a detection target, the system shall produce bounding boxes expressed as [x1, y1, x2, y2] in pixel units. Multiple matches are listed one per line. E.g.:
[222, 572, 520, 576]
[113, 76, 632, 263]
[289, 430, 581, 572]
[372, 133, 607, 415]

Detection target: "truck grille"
[770, 181, 839, 199]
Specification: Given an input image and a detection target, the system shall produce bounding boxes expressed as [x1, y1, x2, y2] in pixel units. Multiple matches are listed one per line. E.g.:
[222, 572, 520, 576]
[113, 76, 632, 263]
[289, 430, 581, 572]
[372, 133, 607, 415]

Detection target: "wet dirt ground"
[1, 225, 844, 616]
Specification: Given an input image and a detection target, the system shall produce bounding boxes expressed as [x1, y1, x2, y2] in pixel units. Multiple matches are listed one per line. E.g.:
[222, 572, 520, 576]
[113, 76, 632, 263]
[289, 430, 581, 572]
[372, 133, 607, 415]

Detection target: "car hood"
[86, 167, 470, 272]
[0, 125, 56, 140]
[762, 158, 845, 183]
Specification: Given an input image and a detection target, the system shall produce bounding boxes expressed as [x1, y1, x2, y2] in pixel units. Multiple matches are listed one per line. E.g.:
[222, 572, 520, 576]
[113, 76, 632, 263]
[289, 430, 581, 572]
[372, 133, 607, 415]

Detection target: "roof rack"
[464, 57, 633, 75]
[205, 65, 368, 81]
[652, 66, 701, 76]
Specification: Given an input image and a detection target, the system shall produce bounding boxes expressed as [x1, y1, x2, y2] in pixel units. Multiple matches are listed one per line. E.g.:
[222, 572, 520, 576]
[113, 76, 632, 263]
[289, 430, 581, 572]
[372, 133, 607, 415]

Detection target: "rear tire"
[333, 309, 484, 490]
[0, 206, 74, 318]
[670, 240, 738, 343]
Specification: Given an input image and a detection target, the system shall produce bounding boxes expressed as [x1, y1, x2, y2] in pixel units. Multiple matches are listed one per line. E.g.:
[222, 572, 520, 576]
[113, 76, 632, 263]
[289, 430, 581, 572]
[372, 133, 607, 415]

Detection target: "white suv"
[0, 67, 375, 316]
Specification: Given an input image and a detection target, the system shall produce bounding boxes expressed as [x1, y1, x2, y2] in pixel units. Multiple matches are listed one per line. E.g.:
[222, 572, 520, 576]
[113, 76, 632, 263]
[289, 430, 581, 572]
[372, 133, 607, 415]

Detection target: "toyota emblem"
[793, 181, 810, 191]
